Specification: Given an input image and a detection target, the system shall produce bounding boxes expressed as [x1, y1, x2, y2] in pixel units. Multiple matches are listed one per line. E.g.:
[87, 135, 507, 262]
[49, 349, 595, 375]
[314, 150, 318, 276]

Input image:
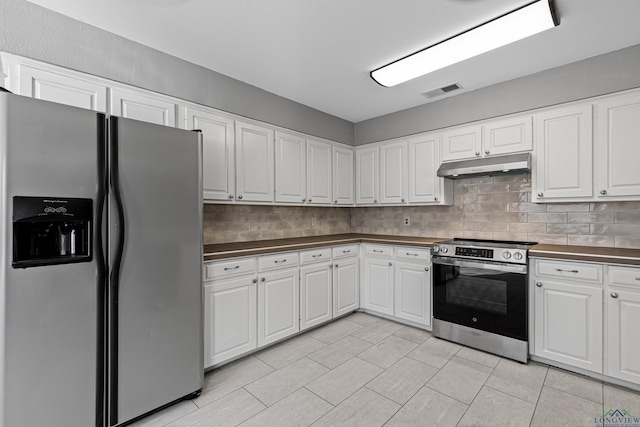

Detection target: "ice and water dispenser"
[12, 196, 92, 268]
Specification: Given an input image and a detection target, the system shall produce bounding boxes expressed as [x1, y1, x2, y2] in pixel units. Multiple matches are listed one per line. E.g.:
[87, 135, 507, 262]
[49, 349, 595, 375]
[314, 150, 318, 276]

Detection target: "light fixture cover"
[371, 0, 559, 87]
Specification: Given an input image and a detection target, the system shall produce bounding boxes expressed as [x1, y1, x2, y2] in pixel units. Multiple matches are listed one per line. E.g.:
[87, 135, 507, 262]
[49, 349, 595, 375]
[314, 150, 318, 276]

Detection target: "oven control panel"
[433, 244, 528, 264]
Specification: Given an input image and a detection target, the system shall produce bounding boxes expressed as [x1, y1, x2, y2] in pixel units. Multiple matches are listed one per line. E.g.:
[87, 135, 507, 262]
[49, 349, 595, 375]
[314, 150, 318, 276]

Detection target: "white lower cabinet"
[257, 267, 300, 347]
[300, 262, 333, 330]
[394, 261, 431, 327]
[333, 257, 360, 318]
[362, 257, 394, 316]
[606, 265, 640, 383]
[204, 275, 257, 368]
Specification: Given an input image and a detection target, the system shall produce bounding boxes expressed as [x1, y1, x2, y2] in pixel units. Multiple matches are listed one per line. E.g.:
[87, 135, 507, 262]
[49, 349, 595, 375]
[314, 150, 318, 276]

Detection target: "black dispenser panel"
[12, 196, 93, 268]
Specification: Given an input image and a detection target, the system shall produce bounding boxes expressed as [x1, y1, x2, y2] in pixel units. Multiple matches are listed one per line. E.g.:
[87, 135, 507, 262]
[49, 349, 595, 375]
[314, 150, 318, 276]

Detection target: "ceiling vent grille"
[422, 83, 462, 99]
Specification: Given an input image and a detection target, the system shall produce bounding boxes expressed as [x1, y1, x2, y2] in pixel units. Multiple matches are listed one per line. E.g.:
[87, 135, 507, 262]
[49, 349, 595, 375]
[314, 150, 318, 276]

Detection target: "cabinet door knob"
[308, 198, 312, 202]
[475, 151, 480, 156]
[485, 150, 490, 155]
[334, 200, 338, 204]
[401, 198, 405, 203]
[536, 282, 542, 287]
[228, 195, 234, 199]
[611, 292, 619, 299]
[600, 190, 607, 195]
[238, 195, 243, 200]
[261, 277, 266, 282]
[434, 196, 438, 201]
[335, 264, 338, 268]
[388, 262, 392, 266]
[252, 278, 257, 284]
[374, 199, 378, 203]
[425, 267, 429, 272]
[302, 198, 306, 202]
[537, 192, 543, 197]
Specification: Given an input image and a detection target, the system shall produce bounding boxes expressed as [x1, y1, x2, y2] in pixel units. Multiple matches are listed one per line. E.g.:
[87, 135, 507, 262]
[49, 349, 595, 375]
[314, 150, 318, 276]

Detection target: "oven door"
[432, 256, 528, 341]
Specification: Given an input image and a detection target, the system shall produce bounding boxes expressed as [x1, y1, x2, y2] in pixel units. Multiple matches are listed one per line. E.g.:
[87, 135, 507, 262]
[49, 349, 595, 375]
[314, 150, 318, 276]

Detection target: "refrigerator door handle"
[108, 117, 126, 425]
[95, 114, 108, 427]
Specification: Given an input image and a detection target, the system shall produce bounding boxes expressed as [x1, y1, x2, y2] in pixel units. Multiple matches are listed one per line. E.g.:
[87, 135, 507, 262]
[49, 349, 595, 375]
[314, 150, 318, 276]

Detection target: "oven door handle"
[432, 256, 527, 274]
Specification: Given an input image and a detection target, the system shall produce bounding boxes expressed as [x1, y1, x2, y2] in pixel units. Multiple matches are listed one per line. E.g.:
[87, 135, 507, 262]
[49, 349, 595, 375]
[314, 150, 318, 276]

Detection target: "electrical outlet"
[404, 217, 410, 226]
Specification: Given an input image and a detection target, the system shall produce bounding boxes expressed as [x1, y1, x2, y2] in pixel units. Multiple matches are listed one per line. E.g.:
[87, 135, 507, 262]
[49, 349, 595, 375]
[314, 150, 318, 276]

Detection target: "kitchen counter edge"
[204, 234, 443, 261]
[529, 244, 640, 266]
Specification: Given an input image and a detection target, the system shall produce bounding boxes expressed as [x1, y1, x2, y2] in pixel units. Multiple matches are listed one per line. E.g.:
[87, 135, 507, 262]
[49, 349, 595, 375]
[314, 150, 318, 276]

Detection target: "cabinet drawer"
[608, 265, 640, 289]
[362, 244, 393, 258]
[332, 244, 359, 259]
[204, 257, 256, 281]
[300, 248, 332, 265]
[535, 260, 602, 283]
[258, 252, 299, 272]
[396, 246, 431, 262]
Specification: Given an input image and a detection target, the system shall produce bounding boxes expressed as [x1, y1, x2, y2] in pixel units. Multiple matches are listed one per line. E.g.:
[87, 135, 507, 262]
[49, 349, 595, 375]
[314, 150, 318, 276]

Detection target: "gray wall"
[0, 0, 354, 145]
[355, 44, 640, 145]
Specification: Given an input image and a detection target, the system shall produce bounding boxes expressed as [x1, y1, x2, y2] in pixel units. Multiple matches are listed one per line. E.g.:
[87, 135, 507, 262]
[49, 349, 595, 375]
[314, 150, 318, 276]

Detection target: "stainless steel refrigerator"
[0, 91, 204, 427]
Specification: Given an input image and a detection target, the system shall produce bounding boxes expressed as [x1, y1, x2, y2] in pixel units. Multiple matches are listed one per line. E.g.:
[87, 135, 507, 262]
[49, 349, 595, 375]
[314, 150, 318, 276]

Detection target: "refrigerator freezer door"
[0, 93, 104, 427]
[108, 117, 203, 426]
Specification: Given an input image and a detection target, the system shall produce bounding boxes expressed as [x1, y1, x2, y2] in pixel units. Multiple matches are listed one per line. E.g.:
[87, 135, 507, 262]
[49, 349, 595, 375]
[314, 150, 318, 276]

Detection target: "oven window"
[446, 275, 507, 315]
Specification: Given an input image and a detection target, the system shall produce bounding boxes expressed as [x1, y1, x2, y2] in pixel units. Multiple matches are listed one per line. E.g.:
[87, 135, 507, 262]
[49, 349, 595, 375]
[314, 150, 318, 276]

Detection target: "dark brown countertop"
[530, 244, 640, 266]
[203, 234, 443, 261]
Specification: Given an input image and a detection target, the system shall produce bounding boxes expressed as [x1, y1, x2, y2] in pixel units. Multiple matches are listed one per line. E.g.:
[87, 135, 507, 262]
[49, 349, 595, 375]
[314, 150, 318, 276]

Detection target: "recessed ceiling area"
[24, 0, 640, 122]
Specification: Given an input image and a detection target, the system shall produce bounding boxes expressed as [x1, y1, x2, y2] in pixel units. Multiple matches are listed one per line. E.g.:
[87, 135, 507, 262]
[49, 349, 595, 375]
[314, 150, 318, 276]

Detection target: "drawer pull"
[312, 254, 323, 258]
[273, 259, 287, 264]
[555, 268, 579, 273]
[406, 252, 419, 256]
[342, 250, 351, 254]
[224, 266, 240, 271]
[373, 250, 384, 253]
[611, 292, 619, 299]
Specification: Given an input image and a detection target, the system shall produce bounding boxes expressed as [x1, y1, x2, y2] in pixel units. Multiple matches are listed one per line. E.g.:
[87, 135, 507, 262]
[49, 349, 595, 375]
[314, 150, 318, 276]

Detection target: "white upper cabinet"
[379, 140, 408, 204]
[275, 131, 306, 203]
[184, 107, 235, 202]
[408, 132, 450, 204]
[333, 145, 354, 205]
[533, 104, 593, 201]
[17, 63, 108, 112]
[483, 115, 532, 156]
[355, 146, 379, 205]
[306, 138, 333, 205]
[235, 121, 275, 203]
[596, 93, 640, 198]
[110, 87, 177, 126]
[441, 124, 483, 162]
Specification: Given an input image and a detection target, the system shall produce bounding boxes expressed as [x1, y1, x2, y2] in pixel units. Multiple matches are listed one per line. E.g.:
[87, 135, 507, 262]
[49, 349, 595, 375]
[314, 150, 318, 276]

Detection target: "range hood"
[437, 152, 531, 179]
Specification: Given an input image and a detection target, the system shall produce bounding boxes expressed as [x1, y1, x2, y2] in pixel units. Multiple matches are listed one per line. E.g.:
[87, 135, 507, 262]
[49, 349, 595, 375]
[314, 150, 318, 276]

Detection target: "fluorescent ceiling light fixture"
[371, 0, 559, 87]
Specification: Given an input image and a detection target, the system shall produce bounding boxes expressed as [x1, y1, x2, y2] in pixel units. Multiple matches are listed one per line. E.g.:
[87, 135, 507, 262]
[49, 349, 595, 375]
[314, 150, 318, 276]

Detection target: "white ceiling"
[25, 0, 640, 122]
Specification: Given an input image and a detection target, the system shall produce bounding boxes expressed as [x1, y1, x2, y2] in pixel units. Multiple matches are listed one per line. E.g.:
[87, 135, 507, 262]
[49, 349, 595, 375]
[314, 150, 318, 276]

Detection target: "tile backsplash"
[203, 175, 640, 249]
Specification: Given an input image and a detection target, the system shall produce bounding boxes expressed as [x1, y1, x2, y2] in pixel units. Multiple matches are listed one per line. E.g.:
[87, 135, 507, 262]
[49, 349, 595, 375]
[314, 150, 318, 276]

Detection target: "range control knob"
[432, 246, 440, 253]
[441, 246, 449, 254]
[513, 252, 524, 261]
[502, 251, 512, 260]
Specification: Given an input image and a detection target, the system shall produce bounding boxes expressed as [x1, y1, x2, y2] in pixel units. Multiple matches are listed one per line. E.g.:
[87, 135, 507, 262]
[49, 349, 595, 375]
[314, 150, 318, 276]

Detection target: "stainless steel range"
[431, 238, 537, 363]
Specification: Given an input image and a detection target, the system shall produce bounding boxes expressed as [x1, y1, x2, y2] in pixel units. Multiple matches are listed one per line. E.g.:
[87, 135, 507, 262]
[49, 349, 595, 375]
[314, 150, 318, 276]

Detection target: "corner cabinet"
[275, 131, 306, 204]
[533, 104, 593, 202]
[355, 146, 379, 205]
[306, 139, 333, 205]
[333, 146, 355, 205]
[235, 121, 275, 203]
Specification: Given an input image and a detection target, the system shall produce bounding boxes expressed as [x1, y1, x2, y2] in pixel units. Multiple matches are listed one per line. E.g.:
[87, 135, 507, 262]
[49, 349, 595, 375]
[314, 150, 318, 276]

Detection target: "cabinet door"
[362, 257, 394, 315]
[483, 115, 532, 156]
[300, 263, 333, 330]
[306, 139, 333, 205]
[186, 107, 235, 201]
[441, 124, 482, 162]
[606, 289, 640, 383]
[258, 268, 299, 346]
[408, 133, 440, 203]
[275, 131, 306, 203]
[596, 94, 640, 197]
[394, 261, 431, 327]
[534, 104, 593, 201]
[534, 279, 602, 373]
[379, 140, 407, 204]
[18, 64, 108, 112]
[204, 277, 257, 368]
[235, 121, 275, 203]
[333, 146, 354, 205]
[355, 146, 379, 204]
[110, 88, 177, 126]
[333, 257, 359, 318]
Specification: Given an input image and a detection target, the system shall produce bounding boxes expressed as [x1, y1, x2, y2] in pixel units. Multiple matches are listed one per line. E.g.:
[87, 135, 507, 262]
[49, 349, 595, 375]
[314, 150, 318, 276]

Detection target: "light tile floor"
[131, 313, 640, 427]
